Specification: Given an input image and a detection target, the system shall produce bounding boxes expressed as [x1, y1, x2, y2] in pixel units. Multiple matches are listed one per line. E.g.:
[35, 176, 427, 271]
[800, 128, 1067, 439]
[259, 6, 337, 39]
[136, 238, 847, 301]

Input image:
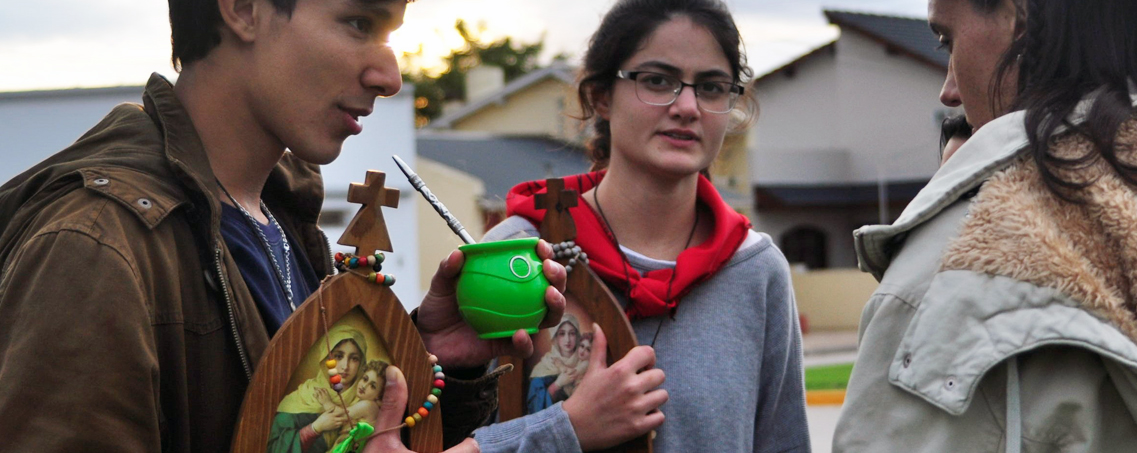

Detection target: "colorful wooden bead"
[326, 359, 337, 369]
[366, 255, 375, 266]
[433, 379, 445, 389]
[412, 414, 422, 422]
[383, 274, 395, 286]
[374, 253, 385, 264]
[368, 272, 377, 282]
[427, 395, 439, 405]
[432, 365, 442, 373]
[335, 252, 344, 262]
[418, 407, 429, 418]
[423, 401, 434, 410]
[428, 355, 438, 365]
[434, 372, 445, 380]
[328, 369, 338, 376]
[333, 383, 344, 391]
[431, 388, 442, 396]
[330, 375, 342, 384]
[349, 257, 358, 268]
[404, 416, 415, 428]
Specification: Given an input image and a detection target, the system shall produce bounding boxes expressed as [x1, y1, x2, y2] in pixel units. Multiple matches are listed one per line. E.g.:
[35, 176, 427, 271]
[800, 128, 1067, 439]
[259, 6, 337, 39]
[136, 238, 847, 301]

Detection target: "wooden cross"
[534, 178, 578, 243]
[338, 170, 400, 255]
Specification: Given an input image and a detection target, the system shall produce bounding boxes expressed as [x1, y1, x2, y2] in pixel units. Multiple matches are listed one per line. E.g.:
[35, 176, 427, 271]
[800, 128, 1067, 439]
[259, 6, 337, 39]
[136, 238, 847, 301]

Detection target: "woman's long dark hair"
[993, 0, 1137, 202]
[576, 0, 755, 170]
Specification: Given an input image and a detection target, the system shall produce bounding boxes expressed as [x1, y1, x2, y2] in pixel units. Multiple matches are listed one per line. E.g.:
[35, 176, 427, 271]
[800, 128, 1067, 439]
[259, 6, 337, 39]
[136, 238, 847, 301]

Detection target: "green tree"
[402, 20, 552, 127]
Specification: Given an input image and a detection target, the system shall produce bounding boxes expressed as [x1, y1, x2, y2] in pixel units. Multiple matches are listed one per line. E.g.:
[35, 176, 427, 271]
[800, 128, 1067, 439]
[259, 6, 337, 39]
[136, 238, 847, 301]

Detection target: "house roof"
[416, 131, 592, 206]
[754, 180, 928, 211]
[426, 61, 576, 129]
[0, 85, 143, 101]
[824, 9, 948, 69]
[756, 10, 945, 83]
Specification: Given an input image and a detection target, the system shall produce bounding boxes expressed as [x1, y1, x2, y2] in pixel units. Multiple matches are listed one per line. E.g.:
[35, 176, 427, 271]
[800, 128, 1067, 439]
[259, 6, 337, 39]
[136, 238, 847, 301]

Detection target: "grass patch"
[805, 363, 854, 391]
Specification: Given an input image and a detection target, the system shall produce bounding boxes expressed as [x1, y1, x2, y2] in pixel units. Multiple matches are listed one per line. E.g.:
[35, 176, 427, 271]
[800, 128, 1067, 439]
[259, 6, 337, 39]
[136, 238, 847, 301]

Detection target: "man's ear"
[217, 0, 262, 43]
[591, 87, 612, 121]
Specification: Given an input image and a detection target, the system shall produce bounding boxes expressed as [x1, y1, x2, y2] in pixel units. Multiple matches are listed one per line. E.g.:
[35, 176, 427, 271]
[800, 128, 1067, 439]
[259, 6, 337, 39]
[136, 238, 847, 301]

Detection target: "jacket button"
[93, 178, 109, 186]
[137, 198, 153, 209]
[945, 376, 957, 390]
[902, 354, 912, 367]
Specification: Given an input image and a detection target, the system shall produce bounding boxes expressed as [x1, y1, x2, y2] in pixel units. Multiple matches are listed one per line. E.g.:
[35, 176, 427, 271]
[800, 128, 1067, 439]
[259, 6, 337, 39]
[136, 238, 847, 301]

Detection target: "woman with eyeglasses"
[470, 0, 810, 452]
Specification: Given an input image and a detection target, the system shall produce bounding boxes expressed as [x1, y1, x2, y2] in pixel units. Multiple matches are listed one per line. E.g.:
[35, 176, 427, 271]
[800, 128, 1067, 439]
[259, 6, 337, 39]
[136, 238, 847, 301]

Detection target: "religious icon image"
[266, 309, 392, 453]
[523, 304, 596, 414]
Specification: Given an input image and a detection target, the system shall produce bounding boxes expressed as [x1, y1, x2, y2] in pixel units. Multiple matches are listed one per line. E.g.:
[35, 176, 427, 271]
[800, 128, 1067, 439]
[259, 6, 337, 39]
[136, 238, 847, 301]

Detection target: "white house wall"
[750, 49, 846, 184]
[751, 31, 954, 187]
[0, 85, 423, 309]
[319, 87, 421, 308]
[834, 32, 950, 183]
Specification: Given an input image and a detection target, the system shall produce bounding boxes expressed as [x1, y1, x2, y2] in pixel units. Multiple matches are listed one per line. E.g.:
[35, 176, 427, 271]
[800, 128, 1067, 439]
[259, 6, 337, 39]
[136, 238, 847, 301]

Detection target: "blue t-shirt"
[220, 203, 318, 335]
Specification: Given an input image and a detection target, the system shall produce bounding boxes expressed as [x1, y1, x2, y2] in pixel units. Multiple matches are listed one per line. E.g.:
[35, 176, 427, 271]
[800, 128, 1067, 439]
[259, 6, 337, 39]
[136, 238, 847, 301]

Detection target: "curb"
[806, 389, 846, 406]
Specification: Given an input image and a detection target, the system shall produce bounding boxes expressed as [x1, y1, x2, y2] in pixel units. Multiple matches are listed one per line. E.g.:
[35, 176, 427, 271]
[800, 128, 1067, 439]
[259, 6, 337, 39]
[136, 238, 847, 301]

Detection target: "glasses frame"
[615, 70, 744, 114]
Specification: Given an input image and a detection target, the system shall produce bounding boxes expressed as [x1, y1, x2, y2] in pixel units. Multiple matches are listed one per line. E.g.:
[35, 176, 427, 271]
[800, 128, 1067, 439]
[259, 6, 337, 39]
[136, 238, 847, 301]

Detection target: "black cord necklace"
[591, 178, 698, 347]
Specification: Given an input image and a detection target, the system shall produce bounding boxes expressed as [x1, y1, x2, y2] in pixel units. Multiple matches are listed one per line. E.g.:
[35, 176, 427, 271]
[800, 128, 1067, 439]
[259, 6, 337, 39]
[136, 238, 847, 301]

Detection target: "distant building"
[427, 61, 583, 144]
[750, 10, 958, 269]
[0, 83, 426, 306]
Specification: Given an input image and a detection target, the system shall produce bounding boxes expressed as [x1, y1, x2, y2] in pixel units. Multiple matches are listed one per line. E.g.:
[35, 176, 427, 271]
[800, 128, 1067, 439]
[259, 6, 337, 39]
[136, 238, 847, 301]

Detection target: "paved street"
[802, 330, 858, 453]
[808, 405, 842, 453]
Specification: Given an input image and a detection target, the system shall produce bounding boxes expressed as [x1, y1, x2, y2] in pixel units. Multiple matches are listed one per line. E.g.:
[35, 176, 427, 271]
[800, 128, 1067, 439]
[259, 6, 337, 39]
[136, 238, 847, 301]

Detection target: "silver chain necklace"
[219, 183, 296, 311]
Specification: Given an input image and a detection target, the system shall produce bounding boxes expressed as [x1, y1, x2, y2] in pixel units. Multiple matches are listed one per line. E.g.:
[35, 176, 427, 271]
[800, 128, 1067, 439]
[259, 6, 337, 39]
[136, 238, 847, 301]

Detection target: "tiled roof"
[824, 9, 948, 69]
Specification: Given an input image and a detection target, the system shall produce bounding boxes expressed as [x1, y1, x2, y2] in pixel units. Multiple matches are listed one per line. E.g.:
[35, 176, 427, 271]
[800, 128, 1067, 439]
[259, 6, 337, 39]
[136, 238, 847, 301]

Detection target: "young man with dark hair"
[0, 0, 566, 451]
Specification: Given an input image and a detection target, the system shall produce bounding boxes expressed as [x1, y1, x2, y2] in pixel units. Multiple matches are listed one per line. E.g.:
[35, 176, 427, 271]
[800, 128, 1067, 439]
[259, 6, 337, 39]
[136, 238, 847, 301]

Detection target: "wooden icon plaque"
[496, 178, 652, 453]
[231, 171, 443, 453]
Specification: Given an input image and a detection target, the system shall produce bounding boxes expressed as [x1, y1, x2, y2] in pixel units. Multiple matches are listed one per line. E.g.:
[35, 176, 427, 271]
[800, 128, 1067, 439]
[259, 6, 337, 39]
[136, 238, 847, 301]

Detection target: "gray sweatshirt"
[472, 216, 810, 452]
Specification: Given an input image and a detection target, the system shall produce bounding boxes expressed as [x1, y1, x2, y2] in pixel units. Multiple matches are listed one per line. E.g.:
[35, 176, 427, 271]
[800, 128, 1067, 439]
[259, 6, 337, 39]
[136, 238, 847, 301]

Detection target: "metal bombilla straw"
[392, 155, 477, 245]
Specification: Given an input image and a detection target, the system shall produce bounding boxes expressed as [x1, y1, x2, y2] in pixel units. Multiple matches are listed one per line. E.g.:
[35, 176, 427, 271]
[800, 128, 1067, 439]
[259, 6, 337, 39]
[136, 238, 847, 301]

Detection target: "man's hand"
[361, 366, 480, 453]
[562, 324, 668, 451]
[417, 240, 567, 369]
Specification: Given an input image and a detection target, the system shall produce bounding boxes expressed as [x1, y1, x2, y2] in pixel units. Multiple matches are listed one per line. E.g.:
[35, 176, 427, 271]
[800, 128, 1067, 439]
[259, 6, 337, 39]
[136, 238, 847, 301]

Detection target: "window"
[781, 226, 828, 270]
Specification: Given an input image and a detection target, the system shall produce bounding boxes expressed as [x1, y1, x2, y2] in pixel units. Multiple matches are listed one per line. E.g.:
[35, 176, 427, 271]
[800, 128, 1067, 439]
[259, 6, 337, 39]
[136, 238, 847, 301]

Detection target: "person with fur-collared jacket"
[835, 1, 1137, 452]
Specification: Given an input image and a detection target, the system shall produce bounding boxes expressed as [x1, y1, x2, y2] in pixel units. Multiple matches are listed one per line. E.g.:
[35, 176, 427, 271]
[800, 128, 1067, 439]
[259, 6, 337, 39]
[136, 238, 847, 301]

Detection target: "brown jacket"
[0, 74, 497, 452]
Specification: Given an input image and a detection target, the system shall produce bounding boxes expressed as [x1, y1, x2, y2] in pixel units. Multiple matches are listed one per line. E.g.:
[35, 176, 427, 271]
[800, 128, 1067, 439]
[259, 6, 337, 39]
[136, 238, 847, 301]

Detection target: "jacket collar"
[139, 74, 325, 241]
[855, 84, 1137, 279]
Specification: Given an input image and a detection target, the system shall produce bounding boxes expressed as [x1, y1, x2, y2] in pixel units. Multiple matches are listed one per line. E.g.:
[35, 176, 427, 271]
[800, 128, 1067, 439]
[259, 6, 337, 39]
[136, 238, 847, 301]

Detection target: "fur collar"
[941, 119, 1137, 342]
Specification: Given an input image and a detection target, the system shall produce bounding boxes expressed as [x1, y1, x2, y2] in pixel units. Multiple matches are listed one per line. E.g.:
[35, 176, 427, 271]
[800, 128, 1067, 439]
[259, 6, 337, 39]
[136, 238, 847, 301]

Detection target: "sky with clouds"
[0, 0, 931, 92]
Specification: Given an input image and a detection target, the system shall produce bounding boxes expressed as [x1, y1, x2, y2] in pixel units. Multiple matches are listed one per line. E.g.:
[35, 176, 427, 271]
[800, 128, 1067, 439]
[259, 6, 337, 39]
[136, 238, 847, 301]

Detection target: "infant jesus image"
[316, 360, 391, 449]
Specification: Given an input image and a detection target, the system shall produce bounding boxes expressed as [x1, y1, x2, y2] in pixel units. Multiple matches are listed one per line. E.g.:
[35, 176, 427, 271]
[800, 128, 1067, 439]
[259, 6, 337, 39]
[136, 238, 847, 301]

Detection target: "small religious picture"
[523, 296, 596, 414]
[265, 308, 392, 453]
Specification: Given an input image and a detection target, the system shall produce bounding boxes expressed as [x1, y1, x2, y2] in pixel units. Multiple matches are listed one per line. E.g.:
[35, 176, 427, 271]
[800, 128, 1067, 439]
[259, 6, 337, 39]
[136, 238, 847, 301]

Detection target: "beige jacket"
[835, 89, 1137, 452]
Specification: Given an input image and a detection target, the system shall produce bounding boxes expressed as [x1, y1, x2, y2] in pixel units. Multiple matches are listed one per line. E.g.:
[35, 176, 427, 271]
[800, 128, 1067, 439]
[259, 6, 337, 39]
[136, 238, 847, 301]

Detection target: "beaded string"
[334, 252, 396, 286]
[552, 241, 588, 273]
[317, 253, 445, 451]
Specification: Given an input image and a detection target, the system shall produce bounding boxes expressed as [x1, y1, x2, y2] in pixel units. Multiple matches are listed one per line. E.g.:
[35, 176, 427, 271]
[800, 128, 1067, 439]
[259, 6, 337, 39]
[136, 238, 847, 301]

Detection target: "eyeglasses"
[615, 70, 744, 114]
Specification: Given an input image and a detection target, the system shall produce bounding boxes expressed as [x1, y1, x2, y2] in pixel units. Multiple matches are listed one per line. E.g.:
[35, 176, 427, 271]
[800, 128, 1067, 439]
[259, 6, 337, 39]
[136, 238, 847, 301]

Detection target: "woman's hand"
[417, 240, 567, 369]
[310, 405, 348, 435]
[562, 324, 668, 452]
[362, 366, 480, 453]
